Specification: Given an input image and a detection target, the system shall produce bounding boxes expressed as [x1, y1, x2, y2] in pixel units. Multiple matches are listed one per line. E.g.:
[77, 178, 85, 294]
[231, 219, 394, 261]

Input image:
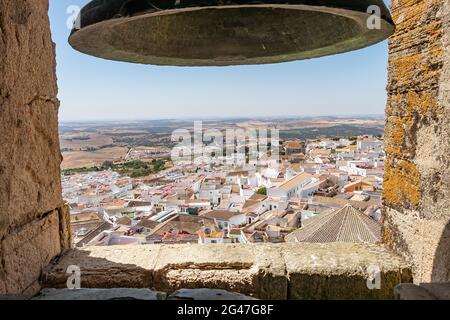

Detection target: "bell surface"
[69, 0, 395, 66]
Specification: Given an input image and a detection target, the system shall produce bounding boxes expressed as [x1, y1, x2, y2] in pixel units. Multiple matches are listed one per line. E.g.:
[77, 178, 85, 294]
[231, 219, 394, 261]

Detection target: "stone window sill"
[42, 242, 412, 299]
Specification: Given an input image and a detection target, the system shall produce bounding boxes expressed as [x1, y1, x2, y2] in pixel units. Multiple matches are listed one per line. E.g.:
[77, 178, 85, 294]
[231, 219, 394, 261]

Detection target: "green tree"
[153, 159, 165, 172]
[256, 187, 267, 196]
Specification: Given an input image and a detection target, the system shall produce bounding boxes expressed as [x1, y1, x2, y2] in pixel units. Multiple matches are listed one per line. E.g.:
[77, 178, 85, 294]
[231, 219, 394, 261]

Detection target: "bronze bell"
[69, 0, 395, 66]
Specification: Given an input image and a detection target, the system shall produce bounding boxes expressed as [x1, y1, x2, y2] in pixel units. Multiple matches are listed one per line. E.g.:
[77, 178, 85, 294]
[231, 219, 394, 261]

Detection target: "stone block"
[33, 288, 166, 300]
[168, 288, 257, 300]
[0, 210, 61, 294]
[394, 283, 437, 300]
[41, 245, 160, 289]
[282, 242, 412, 299]
[420, 283, 450, 300]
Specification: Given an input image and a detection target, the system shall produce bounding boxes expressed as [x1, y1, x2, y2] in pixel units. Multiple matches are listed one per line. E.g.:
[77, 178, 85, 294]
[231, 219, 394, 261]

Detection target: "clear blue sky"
[49, 1, 391, 122]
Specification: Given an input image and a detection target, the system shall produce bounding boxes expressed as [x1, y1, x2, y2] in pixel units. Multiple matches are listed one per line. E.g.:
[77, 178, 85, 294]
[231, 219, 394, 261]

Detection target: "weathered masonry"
[0, 0, 448, 298]
[383, 0, 450, 283]
[0, 0, 71, 295]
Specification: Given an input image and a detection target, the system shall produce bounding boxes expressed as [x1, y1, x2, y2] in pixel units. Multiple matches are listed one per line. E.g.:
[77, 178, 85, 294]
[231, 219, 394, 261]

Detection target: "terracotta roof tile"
[287, 205, 381, 243]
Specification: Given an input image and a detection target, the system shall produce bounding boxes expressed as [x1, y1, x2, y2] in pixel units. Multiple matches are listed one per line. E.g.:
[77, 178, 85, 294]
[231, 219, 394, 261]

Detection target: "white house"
[357, 138, 383, 152]
[197, 227, 234, 244]
[110, 179, 133, 197]
[259, 197, 288, 212]
[199, 185, 223, 206]
[267, 172, 314, 200]
[200, 210, 247, 230]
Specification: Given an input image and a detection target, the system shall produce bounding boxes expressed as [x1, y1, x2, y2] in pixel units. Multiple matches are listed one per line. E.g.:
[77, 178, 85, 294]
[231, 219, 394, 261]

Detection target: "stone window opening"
[0, 0, 449, 299]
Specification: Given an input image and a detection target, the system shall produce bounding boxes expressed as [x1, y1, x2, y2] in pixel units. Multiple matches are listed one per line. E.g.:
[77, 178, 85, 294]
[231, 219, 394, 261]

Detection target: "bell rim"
[71, 0, 394, 32]
[69, 3, 395, 66]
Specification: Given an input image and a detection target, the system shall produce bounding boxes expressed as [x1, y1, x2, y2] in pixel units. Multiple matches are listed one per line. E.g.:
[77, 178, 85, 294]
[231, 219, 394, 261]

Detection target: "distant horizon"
[58, 113, 385, 124]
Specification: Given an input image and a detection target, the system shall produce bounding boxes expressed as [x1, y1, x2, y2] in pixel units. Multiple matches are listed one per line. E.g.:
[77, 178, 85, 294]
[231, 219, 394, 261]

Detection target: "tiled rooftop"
[286, 205, 381, 243]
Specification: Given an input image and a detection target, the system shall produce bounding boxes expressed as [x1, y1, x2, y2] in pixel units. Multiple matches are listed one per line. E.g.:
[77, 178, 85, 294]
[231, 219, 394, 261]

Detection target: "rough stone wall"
[0, 0, 71, 295]
[42, 243, 412, 300]
[384, 0, 450, 283]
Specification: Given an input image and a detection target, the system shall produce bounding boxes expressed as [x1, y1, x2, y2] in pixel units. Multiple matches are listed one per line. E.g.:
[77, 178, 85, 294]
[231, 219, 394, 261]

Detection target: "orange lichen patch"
[425, 20, 444, 44]
[382, 223, 393, 246]
[427, 47, 445, 66]
[390, 47, 443, 88]
[405, 91, 439, 114]
[385, 91, 440, 156]
[384, 138, 402, 157]
[390, 126, 405, 147]
[384, 159, 422, 207]
[391, 0, 425, 25]
[388, 91, 441, 120]
[391, 54, 421, 84]
[390, 0, 443, 34]
[384, 115, 412, 157]
[389, 0, 444, 87]
[392, 93, 402, 105]
[391, 1, 445, 52]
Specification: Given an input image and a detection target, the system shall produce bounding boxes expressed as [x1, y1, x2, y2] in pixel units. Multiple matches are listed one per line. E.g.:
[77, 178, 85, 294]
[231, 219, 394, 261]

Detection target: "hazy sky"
[49, 1, 391, 122]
